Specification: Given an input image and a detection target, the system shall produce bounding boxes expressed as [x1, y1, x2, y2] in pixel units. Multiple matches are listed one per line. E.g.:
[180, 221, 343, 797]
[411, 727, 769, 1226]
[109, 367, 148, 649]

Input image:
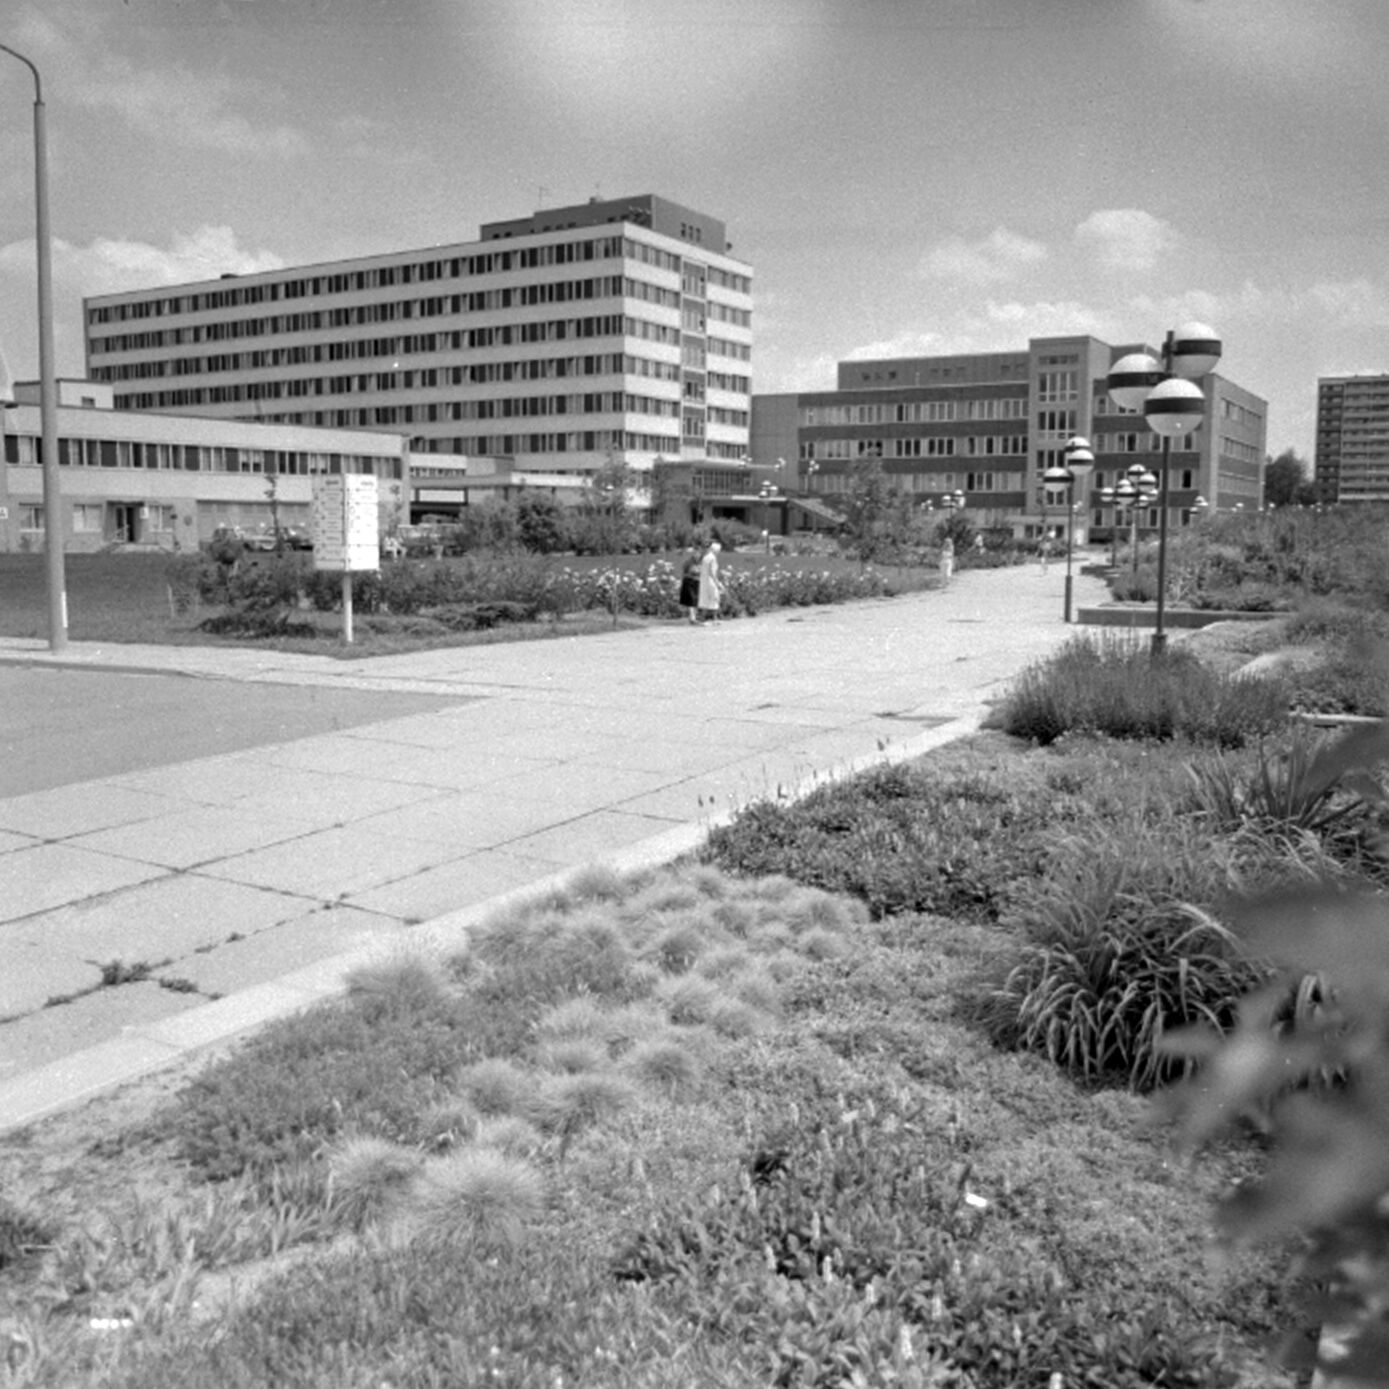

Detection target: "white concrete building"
[82, 194, 753, 480]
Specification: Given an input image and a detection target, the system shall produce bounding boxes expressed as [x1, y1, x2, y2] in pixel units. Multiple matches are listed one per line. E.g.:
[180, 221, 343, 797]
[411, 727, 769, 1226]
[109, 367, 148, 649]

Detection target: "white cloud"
[918, 227, 1047, 285]
[0, 227, 286, 297]
[1075, 209, 1179, 273]
[12, 5, 307, 158]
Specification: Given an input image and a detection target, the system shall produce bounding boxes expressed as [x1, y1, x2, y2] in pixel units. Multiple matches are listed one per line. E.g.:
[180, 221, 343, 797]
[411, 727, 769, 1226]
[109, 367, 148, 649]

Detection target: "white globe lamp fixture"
[1104, 324, 1222, 655]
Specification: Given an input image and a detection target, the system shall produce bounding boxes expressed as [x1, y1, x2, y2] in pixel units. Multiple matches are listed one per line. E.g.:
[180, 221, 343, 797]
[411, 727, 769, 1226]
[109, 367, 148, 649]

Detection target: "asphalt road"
[0, 666, 469, 798]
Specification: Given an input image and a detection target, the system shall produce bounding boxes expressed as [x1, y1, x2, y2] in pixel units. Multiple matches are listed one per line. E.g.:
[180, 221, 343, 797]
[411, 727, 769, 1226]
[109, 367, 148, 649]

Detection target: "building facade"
[82, 194, 753, 479]
[1316, 374, 1389, 503]
[0, 378, 444, 553]
[752, 336, 1267, 539]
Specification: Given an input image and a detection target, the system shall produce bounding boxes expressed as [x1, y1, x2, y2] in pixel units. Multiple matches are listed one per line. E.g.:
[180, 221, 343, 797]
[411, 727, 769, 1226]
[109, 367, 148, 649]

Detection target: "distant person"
[939, 535, 954, 584]
[697, 540, 722, 623]
[678, 547, 700, 624]
[1039, 535, 1051, 573]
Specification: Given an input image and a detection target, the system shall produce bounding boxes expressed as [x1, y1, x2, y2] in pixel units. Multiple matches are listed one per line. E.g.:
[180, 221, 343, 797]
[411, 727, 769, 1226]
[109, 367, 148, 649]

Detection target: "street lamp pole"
[0, 41, 66, 651]
[1107, 323, 1221, 656]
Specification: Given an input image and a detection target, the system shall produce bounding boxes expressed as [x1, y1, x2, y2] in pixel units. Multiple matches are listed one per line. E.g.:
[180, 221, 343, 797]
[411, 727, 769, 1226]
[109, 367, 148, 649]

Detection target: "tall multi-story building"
[1316, 374, 1389, 503]
[82, 194, 753, 480]
[752, 335, 1266, 539]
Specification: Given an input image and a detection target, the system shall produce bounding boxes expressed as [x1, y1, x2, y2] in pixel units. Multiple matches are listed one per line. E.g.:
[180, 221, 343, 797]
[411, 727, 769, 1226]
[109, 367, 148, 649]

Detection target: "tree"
[578, 454, 646, 554]
[843, 453, 899, 563]
[515, 491, 566, 553]
[1265, 448, 1314, 508]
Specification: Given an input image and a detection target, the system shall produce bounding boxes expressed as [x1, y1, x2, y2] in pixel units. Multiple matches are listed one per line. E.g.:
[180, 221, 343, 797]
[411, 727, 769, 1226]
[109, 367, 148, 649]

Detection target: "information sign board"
[312, 475, 380, 571]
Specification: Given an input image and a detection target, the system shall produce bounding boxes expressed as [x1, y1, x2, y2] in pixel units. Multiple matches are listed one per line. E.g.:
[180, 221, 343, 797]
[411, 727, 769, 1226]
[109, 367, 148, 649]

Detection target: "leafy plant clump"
[1160, 720, 1389, 1388]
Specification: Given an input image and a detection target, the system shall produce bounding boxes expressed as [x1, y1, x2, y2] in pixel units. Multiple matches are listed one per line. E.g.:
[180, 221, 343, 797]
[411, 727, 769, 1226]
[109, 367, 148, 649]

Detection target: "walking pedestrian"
[938, 535, 954, 584]
[678, 546, 700, 624]
[697, 540, 722, 623]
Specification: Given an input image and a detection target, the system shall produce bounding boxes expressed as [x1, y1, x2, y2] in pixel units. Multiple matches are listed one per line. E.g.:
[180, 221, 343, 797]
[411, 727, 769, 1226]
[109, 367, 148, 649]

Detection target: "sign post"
[311, 475, 379, 644]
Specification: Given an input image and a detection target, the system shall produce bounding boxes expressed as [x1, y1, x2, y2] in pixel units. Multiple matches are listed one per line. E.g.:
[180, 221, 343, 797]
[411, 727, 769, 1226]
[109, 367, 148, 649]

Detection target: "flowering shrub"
[553, 559, 897, 619]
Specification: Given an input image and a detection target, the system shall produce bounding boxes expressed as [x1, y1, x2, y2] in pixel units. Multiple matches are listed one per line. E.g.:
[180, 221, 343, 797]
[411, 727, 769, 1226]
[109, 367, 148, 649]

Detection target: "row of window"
[1090, 431, 1199, 453]
[1219, 398, 1264, 428]
[1219, 436, 1262, 465]
[800, 398, 1030, 426]
[105, 315, 759, 409]
[1035, 370, 1078, 403]
[438, 430, 683, 456]
[90, 276, 715, 354]
[2, 433, 401, 478]
[805, 434, 1030, 460]
[88, 235, 754, 325]
[810, 470, 1019, 495]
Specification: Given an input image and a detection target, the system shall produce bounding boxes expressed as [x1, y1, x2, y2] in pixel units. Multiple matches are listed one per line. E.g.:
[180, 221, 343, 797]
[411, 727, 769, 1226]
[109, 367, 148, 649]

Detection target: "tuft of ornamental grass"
[403, 1147, 544, 1247]
[467, 910, 642, 1009]
[327, 1136, 423, 1232]
[533, 1071, 639, 1140]
[655, 974, 722, 1027]
[413, 1099, 481, 1150]
[344, 954, 452, 1012]
[535, 1036, 610, 1074]
[647, 918, 713, 973]
[620, 1035, 704, 1097]
[472, 1115, 546, 1160]
[456, 1057, 535, 1118]
[987, 630, 1291, 748]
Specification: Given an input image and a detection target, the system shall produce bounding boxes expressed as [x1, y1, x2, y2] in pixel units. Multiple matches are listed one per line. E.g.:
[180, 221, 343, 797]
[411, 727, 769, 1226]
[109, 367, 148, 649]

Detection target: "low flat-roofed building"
[0, 378, 464, 553]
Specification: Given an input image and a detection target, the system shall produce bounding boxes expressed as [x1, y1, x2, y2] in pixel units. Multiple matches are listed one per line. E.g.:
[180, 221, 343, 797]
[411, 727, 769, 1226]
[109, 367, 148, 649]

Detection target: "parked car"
[243, 526, 312, 552]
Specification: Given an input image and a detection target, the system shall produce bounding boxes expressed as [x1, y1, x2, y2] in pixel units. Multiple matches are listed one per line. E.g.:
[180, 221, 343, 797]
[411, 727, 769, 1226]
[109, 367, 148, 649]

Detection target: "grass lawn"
[0, 729, 1307, 1387]
[0, 549, 932, 655]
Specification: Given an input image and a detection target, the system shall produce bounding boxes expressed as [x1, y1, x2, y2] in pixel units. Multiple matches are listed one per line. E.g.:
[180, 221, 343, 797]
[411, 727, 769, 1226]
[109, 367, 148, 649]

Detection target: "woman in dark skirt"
[678, 547, 700, 623]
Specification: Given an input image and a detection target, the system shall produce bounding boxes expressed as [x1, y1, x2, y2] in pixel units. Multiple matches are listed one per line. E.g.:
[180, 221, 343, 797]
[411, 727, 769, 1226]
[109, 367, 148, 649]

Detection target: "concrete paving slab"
[0, 946, 105, 1019]
[104, 752, 299, 806]
[0, 782, 182, 840]
[197, 820, 472, 899]
[225, 767, 450, 825]
[0, 980, 202, 1076]
[479, 762, 677, 809]
[503, 807, 687, 866]
[13, 873, 318, 965]
[348, 792, 561, 852]
[153, 904, 402, 997]
[3, 843, 169, 921]
[67, 804, 313, 869]
[0, 829, 39, 854]
[343, 848, 561, 922]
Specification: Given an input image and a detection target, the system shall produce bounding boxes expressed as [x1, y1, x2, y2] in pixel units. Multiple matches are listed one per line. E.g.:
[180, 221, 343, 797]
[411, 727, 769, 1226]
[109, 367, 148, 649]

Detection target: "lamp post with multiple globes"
[1042, 435, 1092, 623]
[1106, 323, 1221, 655]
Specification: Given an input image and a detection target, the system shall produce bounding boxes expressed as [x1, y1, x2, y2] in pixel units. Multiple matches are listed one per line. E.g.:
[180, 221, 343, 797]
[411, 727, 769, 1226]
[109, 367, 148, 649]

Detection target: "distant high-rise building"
[1316, 374, 1389, 503]
[752, 336, 1267, 538]
[82, 194, 752, 476]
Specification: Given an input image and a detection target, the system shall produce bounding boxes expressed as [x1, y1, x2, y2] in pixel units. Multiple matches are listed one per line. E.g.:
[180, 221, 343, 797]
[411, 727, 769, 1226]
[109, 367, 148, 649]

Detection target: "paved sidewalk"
[0, 563, 1109, 1133]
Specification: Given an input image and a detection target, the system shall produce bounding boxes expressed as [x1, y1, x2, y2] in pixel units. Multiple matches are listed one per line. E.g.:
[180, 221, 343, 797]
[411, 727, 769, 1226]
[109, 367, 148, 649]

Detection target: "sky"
[2, 0, 1388, 461]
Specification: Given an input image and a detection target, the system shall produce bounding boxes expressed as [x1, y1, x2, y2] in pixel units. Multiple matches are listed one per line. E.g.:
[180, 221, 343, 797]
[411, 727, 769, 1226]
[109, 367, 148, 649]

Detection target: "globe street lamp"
[1118, 463, 1158, 574]
[0, 41, 66, 651]
[940, 489, 964, 516]
[1043, 435, 1092, 623]
[1107, 323, 1221, 655]
[759, 479, 779, 552]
